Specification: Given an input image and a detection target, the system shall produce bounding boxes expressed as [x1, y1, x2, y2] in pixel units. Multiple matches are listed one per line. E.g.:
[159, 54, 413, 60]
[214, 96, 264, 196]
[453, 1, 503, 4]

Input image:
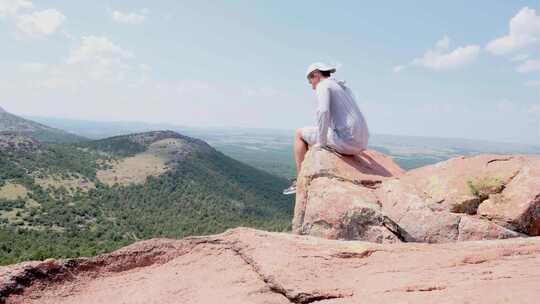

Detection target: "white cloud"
[15, 36, 138, 86]
[0, 0, 32, 17]
[17, 37, 142, 89]
[516, 59, 540, 73]
[435, 35, 450, 50]
[112, 10, 145, 24]
[412, 46, 480, 70]
[67, 36, 134, 80]
[19, 36, 142, 90]
[486, 7, 540, 55]
[15, 9, 65, 38]
[68, 36, 133, 64]
[394, 36, 480, 72]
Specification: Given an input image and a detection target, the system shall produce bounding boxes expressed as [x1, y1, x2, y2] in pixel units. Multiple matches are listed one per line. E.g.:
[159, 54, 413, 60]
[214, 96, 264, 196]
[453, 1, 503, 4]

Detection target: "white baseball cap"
[305, 62, 336, 79]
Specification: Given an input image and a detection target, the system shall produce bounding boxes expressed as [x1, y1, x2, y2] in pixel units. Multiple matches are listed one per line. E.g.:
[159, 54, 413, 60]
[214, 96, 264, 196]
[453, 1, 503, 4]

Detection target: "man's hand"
[313, 143, 331, 152]
[313, 144, 343, 155]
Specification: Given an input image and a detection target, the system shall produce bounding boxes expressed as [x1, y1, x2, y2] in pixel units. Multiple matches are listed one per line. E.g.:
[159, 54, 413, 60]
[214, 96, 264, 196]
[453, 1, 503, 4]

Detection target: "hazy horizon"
[17, 111, 540, 148]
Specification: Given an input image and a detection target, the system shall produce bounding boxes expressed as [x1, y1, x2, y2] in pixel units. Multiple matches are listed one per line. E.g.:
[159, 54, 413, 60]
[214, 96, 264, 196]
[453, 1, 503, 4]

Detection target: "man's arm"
[316, 83, 330, 147]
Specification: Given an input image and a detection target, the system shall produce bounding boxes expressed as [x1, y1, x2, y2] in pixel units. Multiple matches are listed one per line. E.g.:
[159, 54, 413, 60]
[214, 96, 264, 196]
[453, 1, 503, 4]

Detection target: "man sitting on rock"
[283, 62, 370, 195]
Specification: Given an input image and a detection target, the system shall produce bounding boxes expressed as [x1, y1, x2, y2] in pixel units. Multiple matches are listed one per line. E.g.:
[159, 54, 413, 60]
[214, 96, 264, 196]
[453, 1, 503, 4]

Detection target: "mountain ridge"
[0, 107, 86, 144]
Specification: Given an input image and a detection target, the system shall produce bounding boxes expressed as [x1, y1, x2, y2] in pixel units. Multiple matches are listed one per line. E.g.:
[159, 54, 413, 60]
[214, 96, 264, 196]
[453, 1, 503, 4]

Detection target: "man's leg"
[283, 128, 314, 195]
[294, 128, 309, 174]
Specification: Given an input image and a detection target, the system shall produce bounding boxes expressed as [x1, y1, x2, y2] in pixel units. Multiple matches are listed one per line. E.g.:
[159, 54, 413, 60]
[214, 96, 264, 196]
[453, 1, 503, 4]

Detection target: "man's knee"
[295, 128, 303, 139]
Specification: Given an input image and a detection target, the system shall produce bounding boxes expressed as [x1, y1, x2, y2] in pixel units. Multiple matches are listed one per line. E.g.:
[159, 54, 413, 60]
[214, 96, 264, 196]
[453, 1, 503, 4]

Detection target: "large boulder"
[477, 160, 540, 235]
[381, 154, 540, 237]
[298, 176, 402, 243]
[378, 175, 521, 243]
[292, 149, 405, 243]
[293, 149, 539, 243]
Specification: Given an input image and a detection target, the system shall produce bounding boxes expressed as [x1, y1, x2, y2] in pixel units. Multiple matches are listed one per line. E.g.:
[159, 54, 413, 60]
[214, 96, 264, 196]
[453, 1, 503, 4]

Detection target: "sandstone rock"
[378, 177, 522, 243]
[293, 149, 404, 243]
[3, 228, 540, 304]
[299, 176, 402, 243]
[457, 216, 523, 241]
[399, 155, 533, 214]
[294, 150, 538, 243]
[389, 154, 540, 236]
[477, 161, 540, 235]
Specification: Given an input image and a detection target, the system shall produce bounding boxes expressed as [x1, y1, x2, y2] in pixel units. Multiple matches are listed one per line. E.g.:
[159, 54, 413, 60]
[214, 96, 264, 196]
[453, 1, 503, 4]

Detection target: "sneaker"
[282, 178, 297, 195]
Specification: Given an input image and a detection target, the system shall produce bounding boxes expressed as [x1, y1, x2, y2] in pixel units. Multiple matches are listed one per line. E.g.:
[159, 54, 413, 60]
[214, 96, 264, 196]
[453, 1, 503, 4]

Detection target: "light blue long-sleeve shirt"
[315, 77, 369, 154]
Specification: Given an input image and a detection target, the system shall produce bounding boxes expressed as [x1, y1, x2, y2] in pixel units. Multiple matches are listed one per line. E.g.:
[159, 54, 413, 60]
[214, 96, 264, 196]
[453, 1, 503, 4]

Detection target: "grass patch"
[466, 176, 505, 197]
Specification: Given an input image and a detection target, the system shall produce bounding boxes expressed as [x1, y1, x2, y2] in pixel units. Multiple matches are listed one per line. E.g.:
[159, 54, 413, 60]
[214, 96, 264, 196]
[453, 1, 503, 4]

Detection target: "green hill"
[0, 130, 293, 265]
[0, 106, 86, 143]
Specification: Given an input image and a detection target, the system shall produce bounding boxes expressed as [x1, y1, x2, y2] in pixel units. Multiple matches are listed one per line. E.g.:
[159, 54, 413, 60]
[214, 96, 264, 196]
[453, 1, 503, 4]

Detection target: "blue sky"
[0, 0, 539, 144]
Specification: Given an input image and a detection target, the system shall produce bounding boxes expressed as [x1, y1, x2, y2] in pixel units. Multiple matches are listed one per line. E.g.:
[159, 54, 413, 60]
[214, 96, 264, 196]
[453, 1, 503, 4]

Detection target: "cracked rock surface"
[2, 228, 540, 304]
[293, 149, 540, 242]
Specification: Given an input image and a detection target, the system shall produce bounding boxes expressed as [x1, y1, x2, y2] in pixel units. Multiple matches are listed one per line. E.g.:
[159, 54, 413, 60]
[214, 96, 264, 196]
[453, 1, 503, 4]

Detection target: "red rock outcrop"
[2, 228, 540, 303]
[293, 149, 405, 243]
[293, 149, 540, 243]
[395, 154, 540, 235]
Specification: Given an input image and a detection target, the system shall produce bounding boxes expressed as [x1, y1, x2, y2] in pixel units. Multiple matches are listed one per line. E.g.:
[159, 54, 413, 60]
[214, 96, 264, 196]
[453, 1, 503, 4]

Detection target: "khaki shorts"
[300, 126, 320, 146]
[300, 126, 366, 156]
